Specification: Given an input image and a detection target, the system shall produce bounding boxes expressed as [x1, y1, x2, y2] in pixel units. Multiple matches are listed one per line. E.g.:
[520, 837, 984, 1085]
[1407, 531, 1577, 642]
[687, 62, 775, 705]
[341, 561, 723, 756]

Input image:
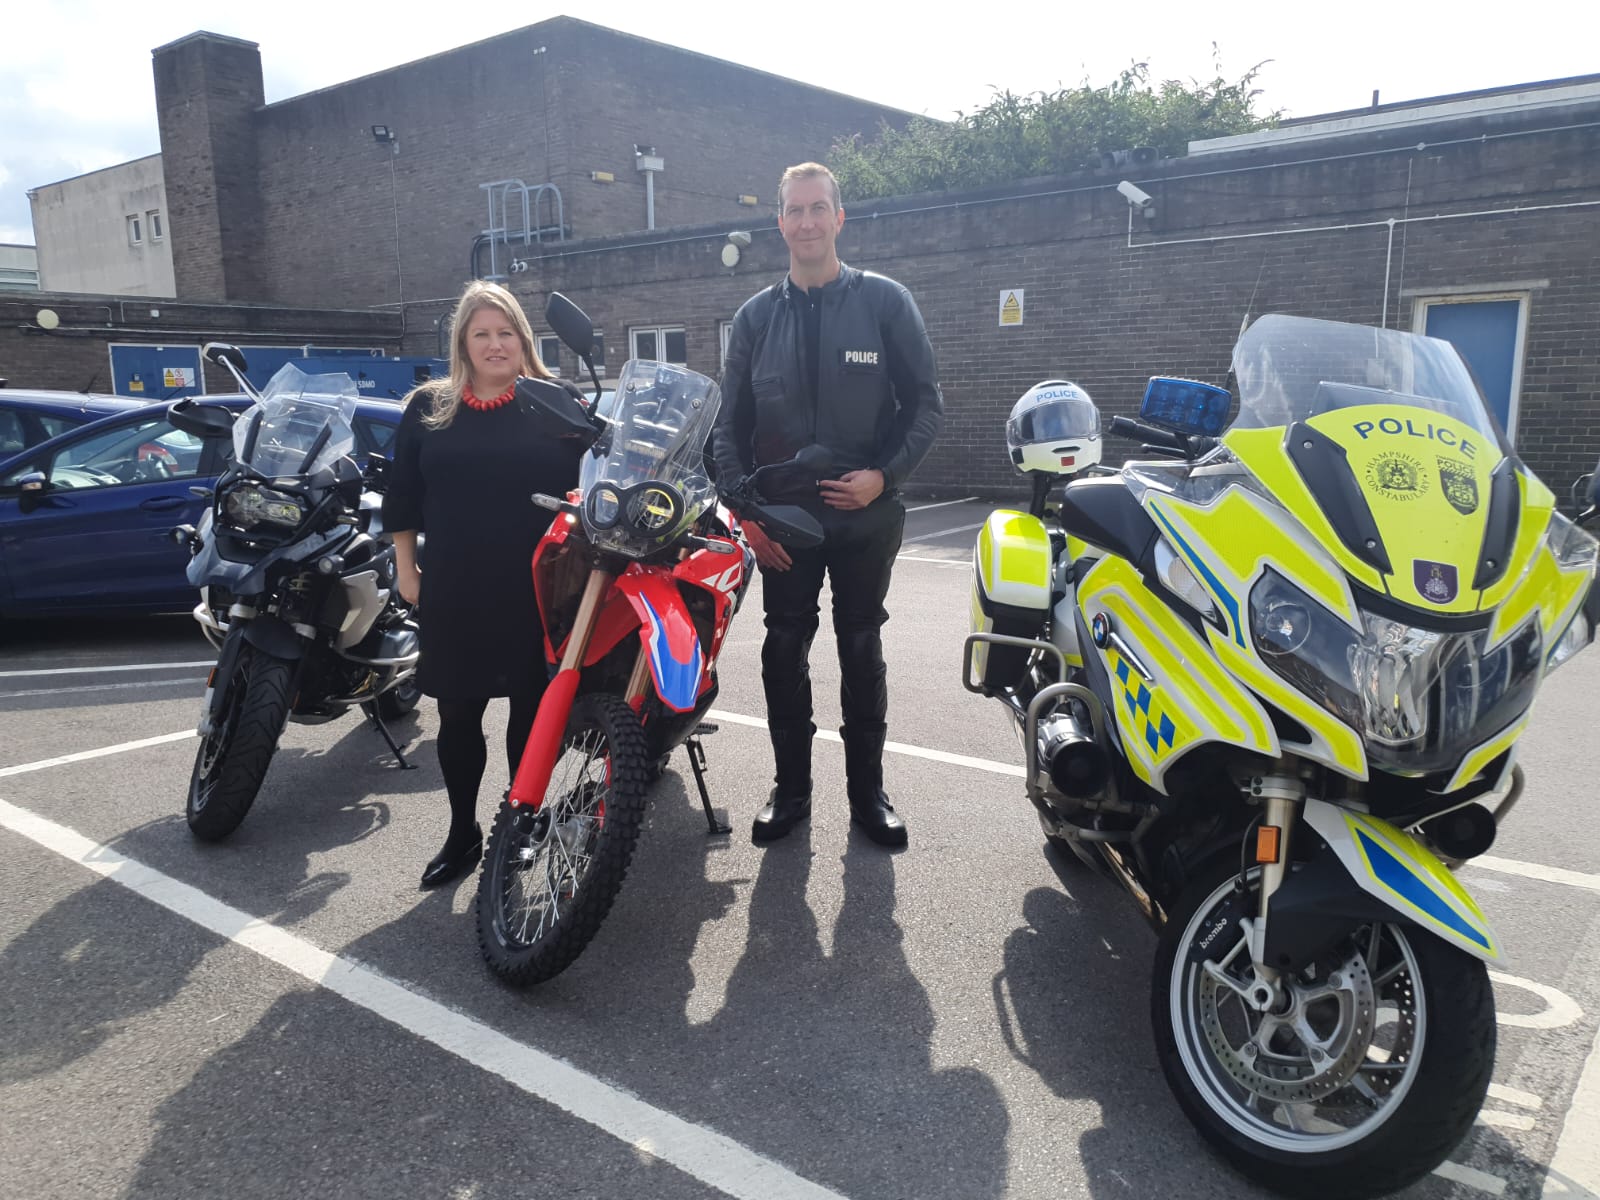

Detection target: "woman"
[384, 280, 587, 888]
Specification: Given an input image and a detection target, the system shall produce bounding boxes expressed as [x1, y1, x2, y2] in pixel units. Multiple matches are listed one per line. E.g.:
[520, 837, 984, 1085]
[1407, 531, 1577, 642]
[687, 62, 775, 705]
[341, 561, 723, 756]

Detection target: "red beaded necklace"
[461, 382, 516, 411]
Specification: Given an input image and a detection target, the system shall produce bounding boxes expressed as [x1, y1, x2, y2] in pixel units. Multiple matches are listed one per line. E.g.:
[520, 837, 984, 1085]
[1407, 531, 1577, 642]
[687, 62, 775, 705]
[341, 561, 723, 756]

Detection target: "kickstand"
[362, 702, 417, 770]
[685, 729, 729, 835]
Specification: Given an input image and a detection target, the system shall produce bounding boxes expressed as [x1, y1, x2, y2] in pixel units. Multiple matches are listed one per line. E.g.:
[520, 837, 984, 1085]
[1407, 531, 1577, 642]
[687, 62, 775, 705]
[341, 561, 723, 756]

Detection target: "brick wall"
[0, 292, 401, 395]
[154, 32, 266, 302]
[196, 17, 912, 311]
[411, 108, 1600, 502]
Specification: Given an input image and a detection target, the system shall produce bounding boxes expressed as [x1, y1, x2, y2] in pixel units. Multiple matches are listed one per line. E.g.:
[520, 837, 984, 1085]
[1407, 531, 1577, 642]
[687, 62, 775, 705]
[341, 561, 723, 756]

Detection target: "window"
[148, 210, 164, 241]
[2, 417, 203, 490]
[127, 215, 143, 245]
[630, 325, 687, 365]
[0, 411, 24, 458]
[719, 320, 735, 368]
[354, 415, 398, 457]
[537, 334, 562, 376]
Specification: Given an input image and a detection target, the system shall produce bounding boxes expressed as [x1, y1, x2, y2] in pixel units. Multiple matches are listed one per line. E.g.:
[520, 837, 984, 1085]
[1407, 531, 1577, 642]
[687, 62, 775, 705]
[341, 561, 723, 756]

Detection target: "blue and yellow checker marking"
[1346, 812, 1498, 959]
[1109, 648, 1178, 755]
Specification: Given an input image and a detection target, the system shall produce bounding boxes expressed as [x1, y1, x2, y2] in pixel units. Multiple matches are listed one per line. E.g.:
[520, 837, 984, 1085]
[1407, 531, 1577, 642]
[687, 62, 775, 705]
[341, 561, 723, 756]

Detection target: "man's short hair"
[779, 162, 841, 211]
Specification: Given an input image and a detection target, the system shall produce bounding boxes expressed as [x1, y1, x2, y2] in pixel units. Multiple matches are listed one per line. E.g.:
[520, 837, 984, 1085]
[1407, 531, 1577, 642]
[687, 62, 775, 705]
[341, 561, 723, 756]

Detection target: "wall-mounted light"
[371, 124, 395, 143]
[591, 170, 615, 184]
[737, 194, 759, 207]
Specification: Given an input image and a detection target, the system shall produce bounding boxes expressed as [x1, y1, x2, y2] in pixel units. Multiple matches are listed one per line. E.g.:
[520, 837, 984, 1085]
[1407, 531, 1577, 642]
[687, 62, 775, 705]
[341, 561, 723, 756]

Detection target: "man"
[714, 162, 942, 848]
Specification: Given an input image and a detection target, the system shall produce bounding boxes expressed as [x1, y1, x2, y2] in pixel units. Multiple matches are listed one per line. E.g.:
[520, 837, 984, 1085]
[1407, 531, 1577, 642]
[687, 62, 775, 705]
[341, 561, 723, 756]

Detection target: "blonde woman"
[384, 280, 588, 888]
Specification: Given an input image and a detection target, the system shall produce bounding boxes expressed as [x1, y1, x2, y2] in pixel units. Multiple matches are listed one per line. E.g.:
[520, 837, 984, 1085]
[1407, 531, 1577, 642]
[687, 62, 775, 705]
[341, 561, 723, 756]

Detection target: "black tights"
[435, 695, 539, 846]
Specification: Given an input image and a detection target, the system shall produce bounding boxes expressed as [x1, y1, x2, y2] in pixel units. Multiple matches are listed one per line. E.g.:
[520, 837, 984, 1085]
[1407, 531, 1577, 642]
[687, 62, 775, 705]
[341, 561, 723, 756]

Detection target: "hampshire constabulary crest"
[1413, 559, 1459, 604]
[1366, 451, 1429, 501]
[1436, 456, 1479, 515]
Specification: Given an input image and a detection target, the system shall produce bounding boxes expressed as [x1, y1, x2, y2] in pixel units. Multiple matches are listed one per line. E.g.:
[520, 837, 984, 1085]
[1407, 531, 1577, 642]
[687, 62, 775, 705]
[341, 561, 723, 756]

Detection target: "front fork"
[508, 567, 615, 809]
[1242, 772, 1305, 1005]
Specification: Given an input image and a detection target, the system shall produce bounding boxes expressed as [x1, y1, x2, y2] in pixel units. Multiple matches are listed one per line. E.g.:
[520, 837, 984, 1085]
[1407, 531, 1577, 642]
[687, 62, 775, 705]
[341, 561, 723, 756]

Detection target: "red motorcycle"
[475, 294, 822, 986]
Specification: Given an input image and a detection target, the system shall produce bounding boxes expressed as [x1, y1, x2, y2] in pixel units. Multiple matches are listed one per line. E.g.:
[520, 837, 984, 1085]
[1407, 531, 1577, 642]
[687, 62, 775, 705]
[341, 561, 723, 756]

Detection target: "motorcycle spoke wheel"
[185, 646, 294, 842]
[476, 693, 648, 987]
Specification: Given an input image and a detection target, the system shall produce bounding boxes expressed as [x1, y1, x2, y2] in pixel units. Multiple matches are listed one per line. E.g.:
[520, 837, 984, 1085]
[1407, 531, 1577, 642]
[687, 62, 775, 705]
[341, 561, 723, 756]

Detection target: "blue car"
[0, 389, 145, 459]
[0, 394, 405, 618]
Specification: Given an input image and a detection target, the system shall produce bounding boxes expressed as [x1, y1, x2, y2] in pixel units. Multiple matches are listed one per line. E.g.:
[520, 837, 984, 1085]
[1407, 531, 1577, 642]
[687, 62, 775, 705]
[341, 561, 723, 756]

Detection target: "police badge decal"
[1413, 559, 1459, 604]
[1365, 451, 1430, 501]
[1436, 456, 1479, 515]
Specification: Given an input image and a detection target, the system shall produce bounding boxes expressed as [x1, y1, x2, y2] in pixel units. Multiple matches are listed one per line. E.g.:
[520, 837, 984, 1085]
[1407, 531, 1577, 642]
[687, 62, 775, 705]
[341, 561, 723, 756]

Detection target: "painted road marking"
[707, 709, 1024, 779]
[1490, 972, 1584, 1031]
[1477, 1109, 1538, 1132]
[901, 521, 987, 545]
[905, 496, 978, 513]
[1470, 857, 1600, 894]
[2, 677, 201, 700]
[0, 797, 849, 1200]
[894, 553, 968, 567]
[0, 660, 213, 678]
[0, 730, 196, 778]
[1435, 1160, 1508, 1196]
[1489, 1083, 1544, 1109]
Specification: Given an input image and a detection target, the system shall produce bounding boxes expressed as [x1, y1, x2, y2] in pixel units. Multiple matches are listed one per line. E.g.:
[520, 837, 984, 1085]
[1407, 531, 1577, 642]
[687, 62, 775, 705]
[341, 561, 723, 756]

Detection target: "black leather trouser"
[759, 498, 905, 802]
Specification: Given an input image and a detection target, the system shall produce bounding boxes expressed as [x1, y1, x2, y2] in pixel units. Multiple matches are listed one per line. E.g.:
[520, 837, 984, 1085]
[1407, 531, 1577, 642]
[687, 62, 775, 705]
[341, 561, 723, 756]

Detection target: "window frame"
[629, 325, 687, 366]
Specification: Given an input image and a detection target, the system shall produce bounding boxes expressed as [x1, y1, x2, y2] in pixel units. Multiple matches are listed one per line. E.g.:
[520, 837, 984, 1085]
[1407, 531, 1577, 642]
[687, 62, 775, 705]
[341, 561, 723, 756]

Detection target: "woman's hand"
[397, 561, 421, 606]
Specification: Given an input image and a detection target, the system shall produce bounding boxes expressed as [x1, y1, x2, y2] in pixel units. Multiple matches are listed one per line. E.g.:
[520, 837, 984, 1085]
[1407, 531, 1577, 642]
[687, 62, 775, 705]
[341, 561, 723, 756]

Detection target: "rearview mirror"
[1141, 376, 1231, 437]
[203, 342, 249, 374]
[515, 377, 597, 445]
[545, 293, 596, 360]
[16, 470, 49, 513]
[167, 398, 236, 440]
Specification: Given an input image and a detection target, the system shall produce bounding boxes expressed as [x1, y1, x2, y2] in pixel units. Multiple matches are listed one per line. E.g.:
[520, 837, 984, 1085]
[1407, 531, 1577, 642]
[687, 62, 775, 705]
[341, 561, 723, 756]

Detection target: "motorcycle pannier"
[970, 510, 1053, 690]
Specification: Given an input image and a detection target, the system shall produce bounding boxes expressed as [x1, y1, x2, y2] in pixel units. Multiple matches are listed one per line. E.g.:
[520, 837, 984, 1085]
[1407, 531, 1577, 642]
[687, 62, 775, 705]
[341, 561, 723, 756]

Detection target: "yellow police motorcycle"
[965, 314, 1599, 1197]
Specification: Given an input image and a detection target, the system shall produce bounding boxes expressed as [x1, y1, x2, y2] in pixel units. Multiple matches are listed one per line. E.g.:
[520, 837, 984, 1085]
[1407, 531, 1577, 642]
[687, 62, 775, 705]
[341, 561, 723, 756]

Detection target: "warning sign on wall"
[163, 367, 196, 389]
[998, 289, 1024, 327]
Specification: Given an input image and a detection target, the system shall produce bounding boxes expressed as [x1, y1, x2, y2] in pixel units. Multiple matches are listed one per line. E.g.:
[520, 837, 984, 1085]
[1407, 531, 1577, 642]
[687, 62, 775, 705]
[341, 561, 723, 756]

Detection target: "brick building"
[151, 19, 916, 309]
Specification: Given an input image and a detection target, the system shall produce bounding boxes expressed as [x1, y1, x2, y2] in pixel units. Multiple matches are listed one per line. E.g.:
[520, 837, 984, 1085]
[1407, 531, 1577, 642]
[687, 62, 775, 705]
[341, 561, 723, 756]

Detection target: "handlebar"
[1108, 415, 1218, 460]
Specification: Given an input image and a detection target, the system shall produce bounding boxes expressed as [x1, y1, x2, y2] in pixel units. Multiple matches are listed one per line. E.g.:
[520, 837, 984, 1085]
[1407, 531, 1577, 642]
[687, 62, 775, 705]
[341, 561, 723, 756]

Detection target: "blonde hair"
[778, 162, 841, 211]
[407, 280, 553, 429]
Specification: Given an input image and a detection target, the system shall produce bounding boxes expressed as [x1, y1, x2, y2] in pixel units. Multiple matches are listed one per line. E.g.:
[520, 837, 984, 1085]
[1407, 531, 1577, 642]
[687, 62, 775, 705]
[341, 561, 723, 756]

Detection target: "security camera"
[1117, 180, 1155, 211]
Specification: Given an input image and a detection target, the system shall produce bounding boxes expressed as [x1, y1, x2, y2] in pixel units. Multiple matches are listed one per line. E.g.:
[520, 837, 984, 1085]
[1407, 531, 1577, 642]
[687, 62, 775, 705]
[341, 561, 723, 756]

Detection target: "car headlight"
[224, 484, 305, 531]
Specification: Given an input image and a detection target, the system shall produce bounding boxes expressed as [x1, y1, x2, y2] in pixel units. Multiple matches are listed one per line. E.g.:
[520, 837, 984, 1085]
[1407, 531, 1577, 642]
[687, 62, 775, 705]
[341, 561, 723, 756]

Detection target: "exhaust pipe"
[1037, 708, 1110, 799]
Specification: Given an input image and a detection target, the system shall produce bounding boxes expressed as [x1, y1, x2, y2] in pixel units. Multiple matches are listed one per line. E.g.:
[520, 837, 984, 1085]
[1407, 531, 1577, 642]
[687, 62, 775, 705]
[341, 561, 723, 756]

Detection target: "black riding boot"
[752, 721, 815, 844]
[841, 726, 906, 848]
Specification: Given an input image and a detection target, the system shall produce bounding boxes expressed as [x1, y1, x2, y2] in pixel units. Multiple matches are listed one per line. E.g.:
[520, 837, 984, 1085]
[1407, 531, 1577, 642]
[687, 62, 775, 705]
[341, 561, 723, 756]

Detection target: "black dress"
[382, 385, 584, 699]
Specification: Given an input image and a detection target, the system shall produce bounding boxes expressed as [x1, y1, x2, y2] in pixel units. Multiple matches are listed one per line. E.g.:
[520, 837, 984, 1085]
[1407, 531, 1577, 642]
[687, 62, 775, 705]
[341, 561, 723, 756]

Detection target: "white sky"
[2, 0, 1594, 244]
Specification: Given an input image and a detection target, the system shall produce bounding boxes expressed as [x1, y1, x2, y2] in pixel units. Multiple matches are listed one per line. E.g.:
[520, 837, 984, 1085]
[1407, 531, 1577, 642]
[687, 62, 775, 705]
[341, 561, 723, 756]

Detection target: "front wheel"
[376, 675, 421, 720]
[475, 692, 650, 986]
[187, 645, 295, 841]
[1152, 860, 1495, 1199]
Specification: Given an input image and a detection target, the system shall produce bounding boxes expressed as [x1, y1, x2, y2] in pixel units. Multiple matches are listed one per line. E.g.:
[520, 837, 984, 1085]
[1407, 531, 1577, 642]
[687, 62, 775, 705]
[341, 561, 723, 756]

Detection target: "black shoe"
[752, 788, 812, 844]
[421, 824, 483, 888]
[849, 791, 907, 848]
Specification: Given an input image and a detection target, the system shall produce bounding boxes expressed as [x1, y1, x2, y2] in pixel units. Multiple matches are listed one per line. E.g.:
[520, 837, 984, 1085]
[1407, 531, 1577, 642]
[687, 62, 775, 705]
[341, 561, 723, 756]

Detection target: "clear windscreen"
[234, 363, 358, 477]
[578, 359, 721, 556]
[1230, 314, 1503, 447]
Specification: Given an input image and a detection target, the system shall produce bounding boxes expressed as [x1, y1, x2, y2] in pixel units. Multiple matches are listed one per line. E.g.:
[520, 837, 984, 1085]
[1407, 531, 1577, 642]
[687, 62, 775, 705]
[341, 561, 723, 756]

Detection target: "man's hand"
[819, 469, 884, 511]
[743, 520, 793, 572]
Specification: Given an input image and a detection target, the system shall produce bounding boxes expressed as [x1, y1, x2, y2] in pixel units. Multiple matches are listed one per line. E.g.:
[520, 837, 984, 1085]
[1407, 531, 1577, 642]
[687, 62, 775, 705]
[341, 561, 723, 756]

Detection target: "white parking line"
[905, 496, 978, 513]
[894, 553, 968, 567]
[0, 730, 196, 778]
[0, 660, 213, 678]
[1471, 856, 1600, 893]
[1435, 1160, 1508, 1196]
[1489, 1083, 1545, 1110]
[901, 521, 986, 545]
[707, 709, 1024, 778]
[2, 677, 201, 700]
[1477, 1109, 1538, 1132]
[0, 796, 849, 1200]
[1545, 988, 1600, 1198]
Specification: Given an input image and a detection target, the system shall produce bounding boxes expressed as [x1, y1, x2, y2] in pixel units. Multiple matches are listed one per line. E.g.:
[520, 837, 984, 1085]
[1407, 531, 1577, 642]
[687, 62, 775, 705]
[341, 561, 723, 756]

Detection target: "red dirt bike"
[475, 293, 823, 986]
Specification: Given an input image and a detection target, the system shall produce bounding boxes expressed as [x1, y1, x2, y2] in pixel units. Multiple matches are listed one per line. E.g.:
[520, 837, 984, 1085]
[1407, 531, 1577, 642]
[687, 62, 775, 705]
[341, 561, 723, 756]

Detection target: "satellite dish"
[36, 308, 60, 330]
[721, 244, 741, 268]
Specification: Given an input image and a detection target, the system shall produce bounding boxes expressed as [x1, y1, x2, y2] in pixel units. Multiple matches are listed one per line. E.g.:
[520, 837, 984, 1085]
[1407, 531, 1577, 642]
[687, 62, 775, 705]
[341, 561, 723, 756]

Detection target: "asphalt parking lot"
[3, 496, 1599, 1200]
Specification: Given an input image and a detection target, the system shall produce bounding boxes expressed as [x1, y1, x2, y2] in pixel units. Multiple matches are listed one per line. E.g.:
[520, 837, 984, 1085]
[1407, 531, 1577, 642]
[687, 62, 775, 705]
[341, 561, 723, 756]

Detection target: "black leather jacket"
[713, 262, 943, 502]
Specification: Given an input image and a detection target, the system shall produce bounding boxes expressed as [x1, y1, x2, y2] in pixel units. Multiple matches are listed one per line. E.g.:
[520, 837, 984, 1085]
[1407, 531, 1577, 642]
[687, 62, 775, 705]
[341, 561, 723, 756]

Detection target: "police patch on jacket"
[839, 348, 882, 371]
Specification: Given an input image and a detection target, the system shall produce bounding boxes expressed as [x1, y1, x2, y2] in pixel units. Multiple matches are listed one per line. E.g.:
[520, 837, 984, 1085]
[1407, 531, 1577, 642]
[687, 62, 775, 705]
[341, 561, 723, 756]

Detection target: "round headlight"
[587, 485, 622, 529]
[1256, 599, 1311, 656]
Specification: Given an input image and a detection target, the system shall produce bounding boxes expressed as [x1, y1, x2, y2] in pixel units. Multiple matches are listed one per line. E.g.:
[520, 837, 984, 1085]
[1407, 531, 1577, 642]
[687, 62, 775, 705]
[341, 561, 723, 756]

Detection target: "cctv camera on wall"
[1117, 180, 1155, 211]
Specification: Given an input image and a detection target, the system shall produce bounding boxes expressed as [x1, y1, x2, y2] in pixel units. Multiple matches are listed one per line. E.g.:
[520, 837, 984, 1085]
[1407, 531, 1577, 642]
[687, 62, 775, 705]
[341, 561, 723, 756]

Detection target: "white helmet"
[1005, 381, 1102, 476]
